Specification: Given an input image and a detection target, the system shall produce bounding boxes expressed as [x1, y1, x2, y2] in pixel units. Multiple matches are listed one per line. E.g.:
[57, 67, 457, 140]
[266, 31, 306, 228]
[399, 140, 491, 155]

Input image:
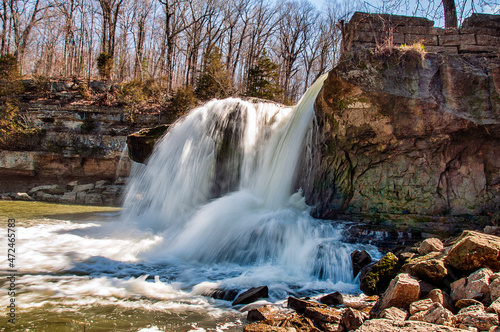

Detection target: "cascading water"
[121, 74, 379, 290]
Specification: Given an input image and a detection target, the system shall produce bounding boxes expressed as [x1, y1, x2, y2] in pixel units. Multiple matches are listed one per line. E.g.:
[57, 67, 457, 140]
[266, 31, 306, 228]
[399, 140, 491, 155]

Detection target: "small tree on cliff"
[246, 52, 283, 102]
[195, 46, 233, 100]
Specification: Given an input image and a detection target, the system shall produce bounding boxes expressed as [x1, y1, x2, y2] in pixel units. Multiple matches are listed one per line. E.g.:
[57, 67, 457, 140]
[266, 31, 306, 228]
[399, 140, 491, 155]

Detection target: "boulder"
[409, 302, 456, 327]
[426, 289, 454, 311]
[304, 306, 342, 324]
[360, 252, 400, 295]
[29, 184, 65, 195]
[451, 278, 467, 304]
[445, 231, 500, 273]
[455, 304, 499, 331]
[455, 299, 484, 310]
[465, 268, 493, 304]
[411, 258, 448, 283]
[419, 238, 444, 255]
[487, 298, 500, 314]
[320, 291, 343, 306]
[490, 275, 500, 301]
[14, 192, 33, 201]
[232, 286, 268, 306]
[351, 250, 373, 277]
[410, 299, 435, 315]
[339, 308, 365, 331]
[378, 307, 408, 321]
[287, 297, 322, 313]
[370, 273, 420, 316]
[61, 192, 77, 203]
[247, 305, 288, 322]
[73, 183, 95, 193]
[84, 193, 103, 205]
[355, 318, 472, 332]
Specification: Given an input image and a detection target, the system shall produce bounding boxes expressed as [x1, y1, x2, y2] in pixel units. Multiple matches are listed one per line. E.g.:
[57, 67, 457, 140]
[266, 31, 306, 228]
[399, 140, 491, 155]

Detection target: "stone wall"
[342, 12, 500, 55]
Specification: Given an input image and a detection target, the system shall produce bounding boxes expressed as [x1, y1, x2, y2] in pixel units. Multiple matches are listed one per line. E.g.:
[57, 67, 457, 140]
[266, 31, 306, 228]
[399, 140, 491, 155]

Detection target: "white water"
[0, 75, 379, 330]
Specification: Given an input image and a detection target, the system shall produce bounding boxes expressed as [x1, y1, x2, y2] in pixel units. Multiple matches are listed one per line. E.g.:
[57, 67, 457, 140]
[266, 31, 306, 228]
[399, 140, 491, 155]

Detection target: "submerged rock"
[232, 286, 269, 306]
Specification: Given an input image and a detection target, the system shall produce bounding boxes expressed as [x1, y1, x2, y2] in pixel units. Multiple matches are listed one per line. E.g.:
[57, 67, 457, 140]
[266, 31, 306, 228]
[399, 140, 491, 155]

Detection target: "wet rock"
[378, 307, 408, 321]
[320, 291, 343, 306]
[339, 308, 365, 331]
[370, 273, 420, 316]
[451, 278, 467, 304]
[127, 125, 169, 164]
[455, 304, 499, 331]
[247, 305, 288, 322]
[351, 250, 373, 277]
[205, 288, 239, 301]
[409, 302, 456, 326]
[232, 286, 269, 306]
[426, 289, 453, 311]
[304, 306, 342, 324]
[465, 268, 493, 304]
[445, 231, 500, 273]
[360, 252, 400, 296]
[287, 297, 322, 313]
[355, 318, 471, 331]
[455, 299, 484, 310]
[419, 238, 444, 255]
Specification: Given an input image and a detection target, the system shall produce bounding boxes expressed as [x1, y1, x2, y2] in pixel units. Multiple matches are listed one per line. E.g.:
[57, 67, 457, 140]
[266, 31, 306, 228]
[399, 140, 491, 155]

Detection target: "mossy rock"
[360, 252, 401, 296]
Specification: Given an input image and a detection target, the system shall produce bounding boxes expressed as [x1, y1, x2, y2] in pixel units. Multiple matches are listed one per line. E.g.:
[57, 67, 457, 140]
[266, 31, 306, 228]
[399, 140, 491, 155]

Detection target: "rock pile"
[242, 231, 500, 331]
[0, 179, 126, 206]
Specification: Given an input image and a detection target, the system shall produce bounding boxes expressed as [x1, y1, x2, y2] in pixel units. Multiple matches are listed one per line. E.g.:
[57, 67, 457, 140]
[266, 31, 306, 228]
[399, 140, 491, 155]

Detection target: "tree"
[195, 45, 232, 100]
[246, 51, 282, 101]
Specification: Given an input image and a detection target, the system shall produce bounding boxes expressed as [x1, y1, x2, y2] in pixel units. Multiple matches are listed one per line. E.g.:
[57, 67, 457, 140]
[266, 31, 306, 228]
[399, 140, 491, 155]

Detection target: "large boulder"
[360, 252, 400, 295]
[370, 273, 420, 316]
[446, 231, 500, 273]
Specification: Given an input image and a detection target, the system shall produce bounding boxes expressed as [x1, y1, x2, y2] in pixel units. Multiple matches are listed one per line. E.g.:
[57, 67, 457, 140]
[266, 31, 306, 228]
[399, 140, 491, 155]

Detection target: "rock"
[360, 252, 400, 295]
[287, 297, 322, 313]
[370, 273, 420, 316]
[418, 280, 436, 297]
[232, 286, 269, 306]
[456, 304, 499, 331]
[411, 258, 448, 283]
[29, 184, 65, 195]
[243, 323, 294, 332]
[410, 299, 435, 315]
[419, 238, 445, 255]
[455, 299, 484, 310]
[84, 193, 103, 205]
[247, 305, 288, 322]
[465, 268, 493, 304]
[355, 318, 472, 331]
[204, 288, 239, 301]
[127, 125, 169, 163]
[445, 231, 500, 273]
[36, 192, 60, 202]
[351, 250, 373, 277]
[73, 183, 95, 193]
[340, 308, 365, 331]
[451, 278, 467, 304]
[409, 302, 456, 327]
[378, 307, 408, 321]
[489, 326, 500, 332]
[426, 289, 454, 311]
[487, 298, 500, 314]
[76, 191, 87, 204]
[304, 306, 342, 324]
[490, 276, 500, 301]
[89, 80, 110, 92]
[95, 180, 109, 188]
[14, 192, 33, 201]
[61, 192, 77, 203]
[485, 226, 500, 236]
[320, 291, 344, 306]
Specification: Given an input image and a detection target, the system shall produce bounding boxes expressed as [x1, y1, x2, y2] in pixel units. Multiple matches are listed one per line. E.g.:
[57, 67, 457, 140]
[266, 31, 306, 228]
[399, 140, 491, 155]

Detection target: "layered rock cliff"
[307, 23, 499, 232]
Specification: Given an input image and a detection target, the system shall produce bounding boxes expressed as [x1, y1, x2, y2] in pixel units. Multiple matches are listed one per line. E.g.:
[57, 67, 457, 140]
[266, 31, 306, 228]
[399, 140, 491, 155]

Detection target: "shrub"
[80, 116, 97, 133]
[97, 53, 113, 79]
[77, 82, 92, 100]
[169, 85, 198, 116]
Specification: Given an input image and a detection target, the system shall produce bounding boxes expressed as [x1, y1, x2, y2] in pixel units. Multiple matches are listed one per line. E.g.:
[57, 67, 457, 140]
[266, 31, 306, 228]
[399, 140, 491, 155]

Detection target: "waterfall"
[121, 74, 376, 285]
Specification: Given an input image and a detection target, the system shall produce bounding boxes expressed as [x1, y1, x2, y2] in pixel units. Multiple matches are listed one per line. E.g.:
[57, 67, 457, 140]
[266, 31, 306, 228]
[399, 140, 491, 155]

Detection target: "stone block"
[459, 44, 500, 53]
[354, 31, 377, 43]
[439, 34, 476, 46]
[476, 35, 500, 46]
[405, 34, 438, 45]
[424, 45, 459, 53]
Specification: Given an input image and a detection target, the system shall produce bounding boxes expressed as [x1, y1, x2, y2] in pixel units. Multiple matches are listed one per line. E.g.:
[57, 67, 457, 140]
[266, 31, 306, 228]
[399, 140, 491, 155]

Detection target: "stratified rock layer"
[308, 47, 500, 231]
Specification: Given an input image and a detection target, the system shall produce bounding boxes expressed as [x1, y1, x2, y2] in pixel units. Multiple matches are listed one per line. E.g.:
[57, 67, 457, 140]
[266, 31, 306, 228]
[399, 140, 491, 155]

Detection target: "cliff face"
[308, 48, 499, 232]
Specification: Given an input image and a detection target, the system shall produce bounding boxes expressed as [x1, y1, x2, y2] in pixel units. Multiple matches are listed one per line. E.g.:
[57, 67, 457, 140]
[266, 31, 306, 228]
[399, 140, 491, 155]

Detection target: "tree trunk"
[442, 0, 458, 28]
